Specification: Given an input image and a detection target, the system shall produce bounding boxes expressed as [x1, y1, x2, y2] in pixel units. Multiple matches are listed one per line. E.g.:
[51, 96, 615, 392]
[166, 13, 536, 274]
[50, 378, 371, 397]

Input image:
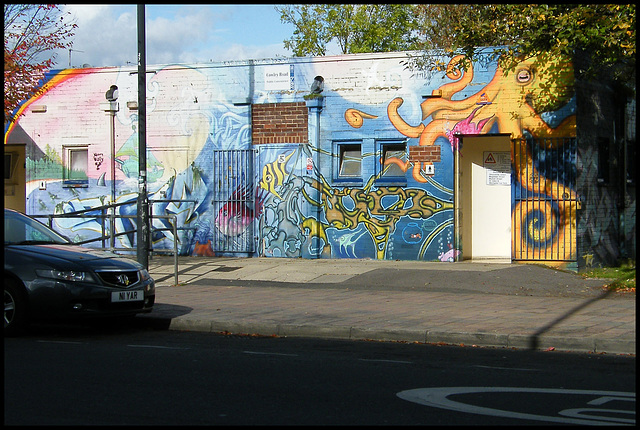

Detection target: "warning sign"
[484, 152, 511, 186]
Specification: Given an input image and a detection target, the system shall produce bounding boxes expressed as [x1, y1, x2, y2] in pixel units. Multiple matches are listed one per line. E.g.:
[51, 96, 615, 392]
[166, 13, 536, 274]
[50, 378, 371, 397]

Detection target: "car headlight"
[139, 268, 151, 281]
[35, 269, 96, 283]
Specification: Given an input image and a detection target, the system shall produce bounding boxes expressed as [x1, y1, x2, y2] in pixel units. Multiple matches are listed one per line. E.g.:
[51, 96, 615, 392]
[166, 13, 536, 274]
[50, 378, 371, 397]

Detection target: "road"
[4, 320, 635, 426]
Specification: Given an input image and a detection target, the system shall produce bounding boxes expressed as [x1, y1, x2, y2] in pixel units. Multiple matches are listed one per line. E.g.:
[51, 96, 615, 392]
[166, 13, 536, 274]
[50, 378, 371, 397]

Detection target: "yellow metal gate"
[512, 137, 578, 262]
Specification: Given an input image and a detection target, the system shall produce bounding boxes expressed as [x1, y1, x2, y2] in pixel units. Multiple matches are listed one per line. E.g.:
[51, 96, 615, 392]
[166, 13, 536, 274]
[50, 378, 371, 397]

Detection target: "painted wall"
[574, 80, 637, 267]
[5, 49, 598, 263]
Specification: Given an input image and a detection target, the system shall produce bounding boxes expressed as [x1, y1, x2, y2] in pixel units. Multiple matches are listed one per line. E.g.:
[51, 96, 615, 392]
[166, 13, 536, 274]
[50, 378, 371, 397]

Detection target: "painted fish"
[259, 151, 294, 199]
[215, 185, 254, 237]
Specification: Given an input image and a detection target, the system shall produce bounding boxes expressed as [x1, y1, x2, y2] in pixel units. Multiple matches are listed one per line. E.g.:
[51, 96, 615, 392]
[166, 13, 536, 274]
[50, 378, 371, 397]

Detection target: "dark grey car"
[4, 208, 155, 335]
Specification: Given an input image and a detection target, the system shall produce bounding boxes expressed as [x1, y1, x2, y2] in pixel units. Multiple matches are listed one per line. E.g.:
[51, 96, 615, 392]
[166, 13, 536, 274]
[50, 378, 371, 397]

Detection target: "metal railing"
[31, 199, 197, 286]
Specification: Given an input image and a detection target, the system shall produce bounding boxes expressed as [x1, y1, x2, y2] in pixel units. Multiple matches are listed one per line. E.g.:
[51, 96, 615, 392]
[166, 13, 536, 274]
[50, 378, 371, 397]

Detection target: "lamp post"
[105, 85, 119, 208]
[137, 4, 149, 269]
[105, 85, 119, 252]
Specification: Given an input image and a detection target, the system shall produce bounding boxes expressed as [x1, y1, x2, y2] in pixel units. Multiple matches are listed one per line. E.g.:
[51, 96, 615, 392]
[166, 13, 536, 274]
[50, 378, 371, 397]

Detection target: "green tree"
[414, 4, 636, 93]
[4, 4, 76, 123]
[276, 4, 421, 56]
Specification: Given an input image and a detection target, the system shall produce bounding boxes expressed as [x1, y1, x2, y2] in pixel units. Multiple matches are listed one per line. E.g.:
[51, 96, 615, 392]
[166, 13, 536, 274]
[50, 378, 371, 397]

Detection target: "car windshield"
[4, 210, 70, 245]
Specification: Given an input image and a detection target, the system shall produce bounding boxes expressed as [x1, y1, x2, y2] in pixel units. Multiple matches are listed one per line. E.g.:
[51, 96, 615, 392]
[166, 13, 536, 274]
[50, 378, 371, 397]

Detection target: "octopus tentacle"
[388, 98, 424, 138]
[345, 108, 378, 128]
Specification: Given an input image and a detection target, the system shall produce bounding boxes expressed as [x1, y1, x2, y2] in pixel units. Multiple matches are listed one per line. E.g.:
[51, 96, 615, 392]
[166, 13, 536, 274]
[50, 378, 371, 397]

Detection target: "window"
[377, 141, 407, 181]
[338, 143, 361, 178]
[4, 153, 13, 180]
[64, 146, 89, 186]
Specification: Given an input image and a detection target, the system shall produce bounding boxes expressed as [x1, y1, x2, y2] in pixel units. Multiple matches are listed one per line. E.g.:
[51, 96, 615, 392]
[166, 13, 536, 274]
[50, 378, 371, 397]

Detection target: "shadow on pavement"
[136, 304, 193, 330]
[528, 289, 613, 350]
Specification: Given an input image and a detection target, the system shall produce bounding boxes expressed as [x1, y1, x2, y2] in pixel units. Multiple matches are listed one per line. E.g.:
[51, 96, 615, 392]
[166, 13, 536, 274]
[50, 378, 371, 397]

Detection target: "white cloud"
[146, 8, 217, 64]
[213, 43, 291, 62]
[57, 5, 137, 68]
[52, 5, 291, 69]
[66, 4, 110, 22]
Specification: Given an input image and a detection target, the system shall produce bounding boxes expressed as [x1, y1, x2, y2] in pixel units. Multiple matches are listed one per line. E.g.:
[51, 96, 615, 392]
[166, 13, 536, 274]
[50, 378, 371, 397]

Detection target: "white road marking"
[473, 365, 539, 371]
[127, 344, 190, 350]
[359, 358, 413, 364]
[36, 340, 83, 344]
[243, 350, 298, 357]
[397, 387, 635, 425]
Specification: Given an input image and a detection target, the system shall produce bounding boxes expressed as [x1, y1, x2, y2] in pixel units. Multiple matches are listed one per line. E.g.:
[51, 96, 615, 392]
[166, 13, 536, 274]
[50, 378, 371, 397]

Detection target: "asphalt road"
[4, 322, 635, 426]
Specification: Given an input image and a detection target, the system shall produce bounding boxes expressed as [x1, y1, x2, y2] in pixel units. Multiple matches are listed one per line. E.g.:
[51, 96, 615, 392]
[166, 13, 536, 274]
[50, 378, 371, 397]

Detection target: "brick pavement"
[138, 257, 636, 355]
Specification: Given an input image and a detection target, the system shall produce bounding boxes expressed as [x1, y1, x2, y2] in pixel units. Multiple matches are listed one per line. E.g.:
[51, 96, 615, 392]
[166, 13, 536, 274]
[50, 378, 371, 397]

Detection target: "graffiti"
[445, 107, 494, 152]
[261, 176, 309, 258]
[513, 137, 578, 262]
[259, 151, 294, 199]
[215, 185, 254, 237]
[7, 49, 630, 267]
[115, 132, 164, 182]
[93, 153, 104, 170]
[380, 54, 578, 262]
[344, 108, 378, 128]
[301, 175, 454, 260]
[386, 55, 576, 183]
[439, 244, 461, 262]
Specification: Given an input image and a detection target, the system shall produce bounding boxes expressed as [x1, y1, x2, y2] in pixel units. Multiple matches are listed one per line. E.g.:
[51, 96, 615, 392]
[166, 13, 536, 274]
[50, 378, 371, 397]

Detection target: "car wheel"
[4, 279, 28, 336]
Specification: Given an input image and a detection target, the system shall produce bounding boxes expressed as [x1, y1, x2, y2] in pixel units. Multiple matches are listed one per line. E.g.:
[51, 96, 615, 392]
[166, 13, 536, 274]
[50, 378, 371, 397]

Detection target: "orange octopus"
[386, 54, 576, 183]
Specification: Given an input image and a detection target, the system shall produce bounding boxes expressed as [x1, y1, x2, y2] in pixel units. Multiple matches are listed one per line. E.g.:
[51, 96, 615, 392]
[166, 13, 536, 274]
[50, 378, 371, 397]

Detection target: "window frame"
[375, 139, 407, 185]
[63, 145, 89, 187]
[333, 140, 363, 185]
[4, 153, 14, 181]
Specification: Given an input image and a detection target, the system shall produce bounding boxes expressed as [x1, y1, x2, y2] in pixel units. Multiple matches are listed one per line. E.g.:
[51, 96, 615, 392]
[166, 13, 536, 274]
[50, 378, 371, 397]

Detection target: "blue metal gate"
[211, 149, 256, 253]
[512, 137, 578, 262]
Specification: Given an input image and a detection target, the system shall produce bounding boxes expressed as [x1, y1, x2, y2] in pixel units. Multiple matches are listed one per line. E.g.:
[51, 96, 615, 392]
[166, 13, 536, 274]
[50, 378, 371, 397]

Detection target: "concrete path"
[138, 257, 636, 355]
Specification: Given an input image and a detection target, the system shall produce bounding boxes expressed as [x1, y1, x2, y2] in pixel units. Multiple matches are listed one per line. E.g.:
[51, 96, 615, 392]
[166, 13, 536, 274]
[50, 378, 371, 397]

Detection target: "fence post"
[172, 215, 178, 286]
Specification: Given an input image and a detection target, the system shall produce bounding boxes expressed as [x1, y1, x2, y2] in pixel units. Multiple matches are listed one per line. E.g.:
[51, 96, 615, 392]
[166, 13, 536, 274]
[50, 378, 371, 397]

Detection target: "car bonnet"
[8, 244, 142, 269]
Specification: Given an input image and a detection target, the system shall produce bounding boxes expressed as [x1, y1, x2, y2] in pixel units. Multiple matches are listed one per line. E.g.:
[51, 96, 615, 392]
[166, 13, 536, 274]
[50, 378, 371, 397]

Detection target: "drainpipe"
[306, 95, 323, 259]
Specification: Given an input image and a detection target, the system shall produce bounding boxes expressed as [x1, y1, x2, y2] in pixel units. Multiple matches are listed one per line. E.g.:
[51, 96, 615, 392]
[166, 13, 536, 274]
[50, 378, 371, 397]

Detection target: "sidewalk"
[137, 256, 636, 355]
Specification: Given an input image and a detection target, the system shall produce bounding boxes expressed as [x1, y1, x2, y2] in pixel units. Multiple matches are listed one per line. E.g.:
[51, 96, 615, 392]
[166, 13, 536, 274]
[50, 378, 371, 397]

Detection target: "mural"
[5, 49, 588, 263]
[340, 54, 577, 262]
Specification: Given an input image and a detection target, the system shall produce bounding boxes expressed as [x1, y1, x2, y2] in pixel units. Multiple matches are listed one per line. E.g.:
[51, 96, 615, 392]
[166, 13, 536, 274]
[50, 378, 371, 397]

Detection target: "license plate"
[111, 290, 144, 302]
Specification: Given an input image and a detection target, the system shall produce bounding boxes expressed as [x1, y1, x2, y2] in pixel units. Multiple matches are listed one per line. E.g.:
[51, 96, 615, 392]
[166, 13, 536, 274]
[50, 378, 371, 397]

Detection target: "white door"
[460, 136, 511, 260]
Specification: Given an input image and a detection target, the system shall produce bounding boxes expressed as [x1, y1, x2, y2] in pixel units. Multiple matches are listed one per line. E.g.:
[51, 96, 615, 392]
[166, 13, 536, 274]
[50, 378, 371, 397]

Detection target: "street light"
[105, 85, 119, 102]
[137, 4, 149, 269]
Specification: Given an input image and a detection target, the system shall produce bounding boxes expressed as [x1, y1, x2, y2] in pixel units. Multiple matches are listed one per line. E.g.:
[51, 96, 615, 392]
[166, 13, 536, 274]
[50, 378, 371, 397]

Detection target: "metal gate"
[512, 137, 577, 262]
[211, 149, 256, 253]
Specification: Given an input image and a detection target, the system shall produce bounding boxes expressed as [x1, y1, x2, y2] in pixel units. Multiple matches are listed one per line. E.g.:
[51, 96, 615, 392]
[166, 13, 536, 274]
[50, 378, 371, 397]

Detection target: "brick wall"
[252, 102, 308, 144]
[409, 144, 441, 164]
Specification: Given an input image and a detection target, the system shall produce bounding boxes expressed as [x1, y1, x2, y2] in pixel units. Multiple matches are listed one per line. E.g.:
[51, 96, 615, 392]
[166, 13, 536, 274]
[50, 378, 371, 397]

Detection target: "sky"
[54, 4, 299, 69]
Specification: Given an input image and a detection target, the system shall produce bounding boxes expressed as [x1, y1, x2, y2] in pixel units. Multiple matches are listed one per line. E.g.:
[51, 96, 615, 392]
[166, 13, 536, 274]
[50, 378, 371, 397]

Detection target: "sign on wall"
[265, 65, 294, 91]
[484, 152, 511, 186]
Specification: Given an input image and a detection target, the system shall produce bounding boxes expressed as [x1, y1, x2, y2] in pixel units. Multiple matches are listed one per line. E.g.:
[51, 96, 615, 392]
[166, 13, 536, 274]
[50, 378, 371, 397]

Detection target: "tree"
[4, 4, 76, 123]
[276, 4, 421, 56]
[413, 4, 473, 52]
[414, 4, 636, 94]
